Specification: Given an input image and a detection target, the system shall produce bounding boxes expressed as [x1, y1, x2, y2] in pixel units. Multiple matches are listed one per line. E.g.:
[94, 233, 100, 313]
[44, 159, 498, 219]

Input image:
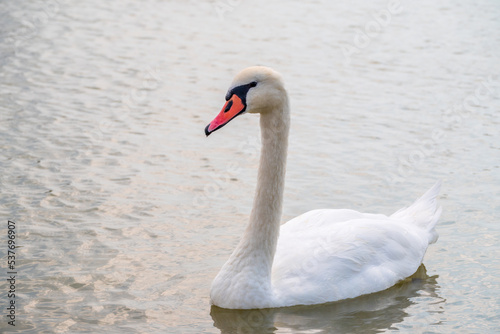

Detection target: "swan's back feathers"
[271, 183, 442, 307]
[273, 214, 430, 306]
[390, 181, 442, 244]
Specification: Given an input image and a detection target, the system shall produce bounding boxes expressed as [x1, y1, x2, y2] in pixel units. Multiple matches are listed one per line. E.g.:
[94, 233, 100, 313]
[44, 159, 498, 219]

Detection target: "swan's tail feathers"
[391, 181, 442, 244]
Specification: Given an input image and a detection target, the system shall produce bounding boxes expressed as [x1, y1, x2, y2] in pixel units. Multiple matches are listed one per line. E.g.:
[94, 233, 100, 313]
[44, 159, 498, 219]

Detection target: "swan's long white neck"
[246, 101, 290, 268]
[210, 92, 290, 308]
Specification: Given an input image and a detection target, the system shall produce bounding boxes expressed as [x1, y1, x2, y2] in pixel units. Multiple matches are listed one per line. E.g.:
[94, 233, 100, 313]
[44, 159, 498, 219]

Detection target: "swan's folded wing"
[271, 209, 429, 307]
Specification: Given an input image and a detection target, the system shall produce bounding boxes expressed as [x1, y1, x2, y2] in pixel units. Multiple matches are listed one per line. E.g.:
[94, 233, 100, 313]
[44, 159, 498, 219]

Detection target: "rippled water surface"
[1, 0, 499, 333]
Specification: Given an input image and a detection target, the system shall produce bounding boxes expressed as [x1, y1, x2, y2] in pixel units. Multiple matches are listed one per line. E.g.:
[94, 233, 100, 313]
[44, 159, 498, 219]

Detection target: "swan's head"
[205, 66, 286, 136]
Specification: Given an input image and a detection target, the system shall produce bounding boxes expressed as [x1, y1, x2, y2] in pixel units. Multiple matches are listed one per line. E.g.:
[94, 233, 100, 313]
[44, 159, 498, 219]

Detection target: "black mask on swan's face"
[205, 66, 285, 137]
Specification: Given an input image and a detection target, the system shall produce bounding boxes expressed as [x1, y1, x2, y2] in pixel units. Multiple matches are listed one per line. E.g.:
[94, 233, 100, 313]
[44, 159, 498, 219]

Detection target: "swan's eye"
[225, 81, 257, 101]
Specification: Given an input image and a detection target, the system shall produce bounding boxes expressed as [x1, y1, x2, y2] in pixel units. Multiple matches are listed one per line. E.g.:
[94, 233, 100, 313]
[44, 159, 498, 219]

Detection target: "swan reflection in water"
[211, 264, 443, 333]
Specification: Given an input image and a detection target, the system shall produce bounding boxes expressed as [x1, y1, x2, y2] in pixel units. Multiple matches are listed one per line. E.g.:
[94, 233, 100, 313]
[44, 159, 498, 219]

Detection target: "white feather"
[273, 183, 441, 307]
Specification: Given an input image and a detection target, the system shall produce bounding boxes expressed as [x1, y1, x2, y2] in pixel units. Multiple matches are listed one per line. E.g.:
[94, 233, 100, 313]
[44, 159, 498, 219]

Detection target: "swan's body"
[205, 66, 441, 309]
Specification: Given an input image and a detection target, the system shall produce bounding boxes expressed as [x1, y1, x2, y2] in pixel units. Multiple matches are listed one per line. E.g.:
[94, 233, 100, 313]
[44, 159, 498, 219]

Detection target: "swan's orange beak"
[205, 94, 246, 136]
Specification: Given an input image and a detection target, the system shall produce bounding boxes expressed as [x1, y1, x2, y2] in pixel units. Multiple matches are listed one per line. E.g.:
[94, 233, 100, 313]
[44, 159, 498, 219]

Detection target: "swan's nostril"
[224, 100, 233, 113]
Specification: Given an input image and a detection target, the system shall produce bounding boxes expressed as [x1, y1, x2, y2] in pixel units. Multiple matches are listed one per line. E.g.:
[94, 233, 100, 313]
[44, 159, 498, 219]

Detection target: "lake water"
[1, 0, 499, 333]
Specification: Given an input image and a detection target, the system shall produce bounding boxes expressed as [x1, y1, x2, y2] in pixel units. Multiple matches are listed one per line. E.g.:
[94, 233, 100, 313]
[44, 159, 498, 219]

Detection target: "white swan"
[205, 66, 441, 309]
